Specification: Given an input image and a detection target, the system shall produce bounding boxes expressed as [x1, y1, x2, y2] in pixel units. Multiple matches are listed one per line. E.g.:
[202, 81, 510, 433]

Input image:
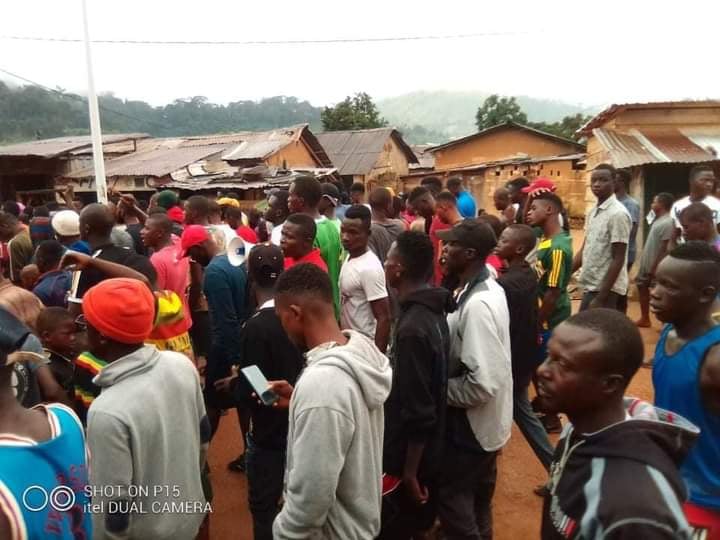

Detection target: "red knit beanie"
[83, 278, 155, 344]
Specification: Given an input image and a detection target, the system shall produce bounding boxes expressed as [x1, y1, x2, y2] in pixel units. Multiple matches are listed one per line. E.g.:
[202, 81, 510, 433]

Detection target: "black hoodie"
[542, 398, 698, 540]
[383, 287, 454, 481]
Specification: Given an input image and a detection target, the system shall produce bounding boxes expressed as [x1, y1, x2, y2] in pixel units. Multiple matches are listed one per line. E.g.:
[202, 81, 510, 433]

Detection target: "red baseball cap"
[521, 177, 557, 194]
[179, 225, 210, 258]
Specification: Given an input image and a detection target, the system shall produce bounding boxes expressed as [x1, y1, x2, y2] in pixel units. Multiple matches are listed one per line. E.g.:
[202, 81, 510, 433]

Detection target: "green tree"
[475, 94, 528, 131]
[321, 92, 388, 131]
[528, 113, 592, 141]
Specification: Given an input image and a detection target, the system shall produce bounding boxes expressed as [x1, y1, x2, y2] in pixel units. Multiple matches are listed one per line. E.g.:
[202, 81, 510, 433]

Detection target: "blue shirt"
[33, 270, 72, 307]
[68, 240, 91, 255]
[617, 194, 640, 264]
[0, 403, 92, 539]
[203, 255, 249, 381]
[653, 324, 720, 510]
[457, 191, 477, 219]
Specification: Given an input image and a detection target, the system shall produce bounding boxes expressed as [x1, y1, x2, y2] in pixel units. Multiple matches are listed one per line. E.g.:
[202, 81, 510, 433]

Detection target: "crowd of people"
[0, 164, 718, 540]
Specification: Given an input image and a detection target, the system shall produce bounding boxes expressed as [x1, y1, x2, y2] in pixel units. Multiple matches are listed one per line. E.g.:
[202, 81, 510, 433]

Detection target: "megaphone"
[227, 236, 255, 267]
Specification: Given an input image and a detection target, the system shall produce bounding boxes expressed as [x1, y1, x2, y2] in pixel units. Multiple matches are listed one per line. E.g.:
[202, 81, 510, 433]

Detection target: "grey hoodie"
[87, 345, 210, 540]
[273, 330, 392, 540]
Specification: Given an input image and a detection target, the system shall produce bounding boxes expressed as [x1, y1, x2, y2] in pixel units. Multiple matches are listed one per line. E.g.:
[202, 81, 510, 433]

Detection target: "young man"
[340, 205, 391, 353]
[679, 202, 720, 248]
[408, 185, 448, 285]
[67, 203, 155, 317]
[495, 224, 555, 471]
[280, 213, 327, 271]
[185, 194, 234, 251]
[573, 164, 631, 311]
[271, 263, 392, 540]
[435, 190, 464, 227]
[0, 336, 91, 539]
[141, 213, 190, 302]
[37, 307, 77, 404]
[28, 205, 52, 247]
[536, 308, 695, 539]
[319, 182, 342, 232]
[181, 225, 249, 436]
[288, 176, 343, 313]
[635, 192, 675, 328]
[368, 187, 405, 264]
[506, 177, 530, 224]
[266, 189, 291, 246]
[0, 212, 33, 284]
[51, 209, 91, 254]
[615, 169, 640, 270]
[493, 187, 514, 224]
[435, 219, 512, 540]
[447, 177, 477, 219]
[32, 240, 72, 307]
[214, 244, 305, 540]
[379, 231, 452, 539]
[350, 182, 366, 205]
[651, 242, 720, 537]
[83, 278, 210, 539]
[671, 164, 720, 245]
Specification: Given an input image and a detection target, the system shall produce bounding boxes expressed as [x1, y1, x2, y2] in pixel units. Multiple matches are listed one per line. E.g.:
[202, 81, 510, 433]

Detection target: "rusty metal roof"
[409, 145, 436, 170]
[65, 144, 229, 179]
[579, 100, 720, 135]
[592, 128, 720, 168]
[316, 128, 418, 176]
[0, 133, 149, 158]
[427, 122, 585, 154]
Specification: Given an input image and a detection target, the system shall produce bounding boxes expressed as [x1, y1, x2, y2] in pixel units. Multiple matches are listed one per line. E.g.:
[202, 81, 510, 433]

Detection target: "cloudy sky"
[1, 0, 719, 108]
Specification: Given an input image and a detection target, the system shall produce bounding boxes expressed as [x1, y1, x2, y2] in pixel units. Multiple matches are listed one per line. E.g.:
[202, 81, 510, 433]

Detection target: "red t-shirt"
[430, 215, 452, 286]
[236, 225, 259, 244]
[284, 248, 329, 272]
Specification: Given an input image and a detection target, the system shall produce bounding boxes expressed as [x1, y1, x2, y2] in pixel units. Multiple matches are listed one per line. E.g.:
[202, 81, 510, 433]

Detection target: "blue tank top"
[0, 403, 92, 539]
[653, 324, 720, 510]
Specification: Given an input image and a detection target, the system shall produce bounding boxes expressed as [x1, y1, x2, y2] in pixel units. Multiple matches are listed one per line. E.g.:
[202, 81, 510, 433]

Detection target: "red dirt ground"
[205, 299, 661, 540]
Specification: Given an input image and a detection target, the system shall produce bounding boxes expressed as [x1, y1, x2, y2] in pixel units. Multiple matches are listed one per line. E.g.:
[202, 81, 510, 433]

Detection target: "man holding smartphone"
[214, 244, 304, 540]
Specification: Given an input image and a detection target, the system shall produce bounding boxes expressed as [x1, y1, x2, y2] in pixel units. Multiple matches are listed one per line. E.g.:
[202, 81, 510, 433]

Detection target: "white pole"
[81, 0, 107, 204]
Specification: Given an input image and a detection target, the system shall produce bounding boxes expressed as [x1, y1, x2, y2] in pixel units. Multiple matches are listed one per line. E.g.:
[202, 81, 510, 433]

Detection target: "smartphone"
[241, 365, 279, 406]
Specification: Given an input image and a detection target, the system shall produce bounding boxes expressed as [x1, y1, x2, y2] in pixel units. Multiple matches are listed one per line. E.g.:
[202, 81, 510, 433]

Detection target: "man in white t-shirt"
[339, 205, 391, 353]
[670, 165, 720, 246]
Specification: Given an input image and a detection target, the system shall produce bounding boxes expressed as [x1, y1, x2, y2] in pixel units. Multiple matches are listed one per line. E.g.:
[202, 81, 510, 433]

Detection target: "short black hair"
[146, 213, 173, 235]
[435, 191, 457, 205]
[208, 200, 221, 216]
[616, 169, 631, 188]
[564, 308, 644, 385]
[291, 176, 323, 208]
[506, 224, 536, 256]
[285, 213, 317, 241]
[654, 192, 674, 211]
[186, 195, 210, 218]
[421, 176, 443, 194]
[531, 191, 563, 211]
[408, 186, 431, 203]
[148, 206, 168, 216]
[276, 262, 334, 305]
[36, 307, 74, 336]
[344, 204, 372, 230]
[594, 163, 617, 178]
[368, 187, 392, 210]
[394, 230, 434, 282]
[224, 206, 243, 221]
[476, 213, 505, 239]
[270, 189, 290, 206]
[33, 206, 49, 218]
[0, 212, 19, 230]
[2, 201, 20, 217]
[350, 182, 365, 194]
[35, 240, 66, 273]
[506, 177, 530, 191]
[446, 177, 463, 190]
[680, 202, 713, 222]
[668, 241, 720, 289]
[689, 164, 715, 182]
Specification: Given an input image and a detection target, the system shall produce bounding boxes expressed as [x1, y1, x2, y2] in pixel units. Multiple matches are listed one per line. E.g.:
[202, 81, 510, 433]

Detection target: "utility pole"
[81, 0, 107, 204]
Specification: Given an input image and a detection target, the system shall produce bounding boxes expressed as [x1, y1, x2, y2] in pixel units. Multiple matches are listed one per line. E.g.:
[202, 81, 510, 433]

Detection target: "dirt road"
[205, 300, 661, 539]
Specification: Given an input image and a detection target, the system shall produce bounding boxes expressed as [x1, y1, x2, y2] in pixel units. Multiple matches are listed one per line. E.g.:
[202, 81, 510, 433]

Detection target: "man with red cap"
[84, 278, 210, 540]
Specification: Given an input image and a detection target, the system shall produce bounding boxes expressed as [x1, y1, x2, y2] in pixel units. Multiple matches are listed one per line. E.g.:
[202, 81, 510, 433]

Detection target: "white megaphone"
[227, 236, 255, 267]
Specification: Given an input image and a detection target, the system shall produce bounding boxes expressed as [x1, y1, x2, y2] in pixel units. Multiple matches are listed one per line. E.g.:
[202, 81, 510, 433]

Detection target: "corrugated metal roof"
[592, 127, 720, 168]
[579, 100, 720, 135]
[0, 133, 149, 158]
[316, 128, 418, 176]
[409, 145, 436, 170]
[427, 122, 585, 154]
[65, 145, 228, 179]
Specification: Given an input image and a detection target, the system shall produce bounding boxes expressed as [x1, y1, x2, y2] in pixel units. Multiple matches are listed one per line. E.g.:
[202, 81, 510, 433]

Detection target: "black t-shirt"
[231, 306, 304, 451]
[70, 244, 156, 302]
[46, 350, 75, 398]
[125, 223, 147, 256]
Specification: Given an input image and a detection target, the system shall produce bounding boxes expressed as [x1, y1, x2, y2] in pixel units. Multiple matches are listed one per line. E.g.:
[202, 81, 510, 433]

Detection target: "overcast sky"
[1, 0, 719, 108]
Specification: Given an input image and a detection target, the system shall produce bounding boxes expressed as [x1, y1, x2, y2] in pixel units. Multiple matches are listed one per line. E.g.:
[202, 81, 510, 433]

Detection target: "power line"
[0, 66, 166, 129]
[0, 30, 533, 46]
